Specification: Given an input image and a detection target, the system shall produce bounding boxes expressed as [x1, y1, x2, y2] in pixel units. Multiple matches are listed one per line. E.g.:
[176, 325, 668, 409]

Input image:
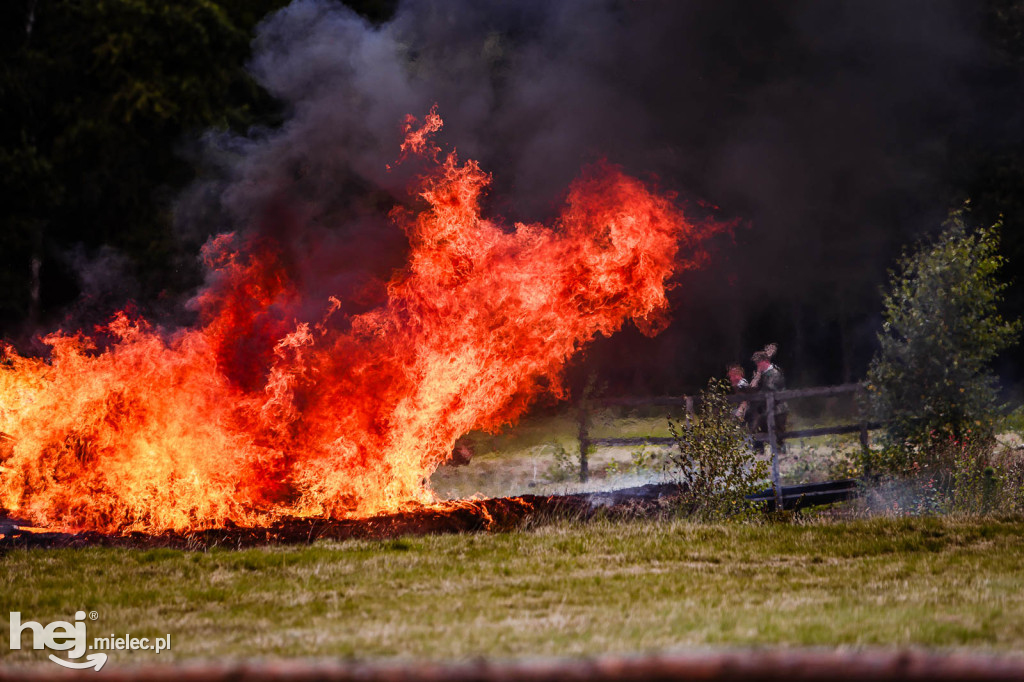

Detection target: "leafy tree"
[866, 207, 1022, 451]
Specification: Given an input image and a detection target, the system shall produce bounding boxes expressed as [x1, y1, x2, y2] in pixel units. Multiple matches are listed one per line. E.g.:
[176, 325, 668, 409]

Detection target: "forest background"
[3, 0, 1023, 400]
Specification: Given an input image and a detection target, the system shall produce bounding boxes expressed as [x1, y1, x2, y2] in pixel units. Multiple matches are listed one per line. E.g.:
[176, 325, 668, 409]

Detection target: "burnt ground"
[0, 483, 681, 551]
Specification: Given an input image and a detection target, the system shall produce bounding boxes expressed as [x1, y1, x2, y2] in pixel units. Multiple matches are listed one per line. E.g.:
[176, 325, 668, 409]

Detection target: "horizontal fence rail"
[577, 383, 875, 510]
[598, 383, 865, 408]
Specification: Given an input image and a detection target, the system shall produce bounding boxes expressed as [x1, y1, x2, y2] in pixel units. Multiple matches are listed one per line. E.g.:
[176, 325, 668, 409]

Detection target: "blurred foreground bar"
[4, 651, 1024, 682]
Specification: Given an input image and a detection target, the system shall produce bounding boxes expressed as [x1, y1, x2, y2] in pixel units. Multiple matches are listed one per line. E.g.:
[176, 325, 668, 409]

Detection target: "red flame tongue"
[0, 110, 717, 533]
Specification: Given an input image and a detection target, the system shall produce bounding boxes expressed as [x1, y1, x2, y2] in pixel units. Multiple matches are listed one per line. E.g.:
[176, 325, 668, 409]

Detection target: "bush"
[543, 443, 579, 483]
[864, 432, 1024, 517]
[995, 445, 1024, 514]
[654, 379, 769, 520]
[866, 207, 1021, 454]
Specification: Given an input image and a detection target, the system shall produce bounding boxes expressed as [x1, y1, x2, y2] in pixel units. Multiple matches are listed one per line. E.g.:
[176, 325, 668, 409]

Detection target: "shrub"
[929, 432, 1000, 514]
[659, 379, 770, 520]
[995, 445, 1024, 514]
[864, 431, 1024, 517]
[866, 207, 1021, 454]
[543, 442, 579, 483]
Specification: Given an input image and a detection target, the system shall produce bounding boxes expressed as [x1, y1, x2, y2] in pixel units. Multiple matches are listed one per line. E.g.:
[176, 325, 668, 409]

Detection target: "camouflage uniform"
[752, 364, 788, 450]
[726, 365, 756, 431]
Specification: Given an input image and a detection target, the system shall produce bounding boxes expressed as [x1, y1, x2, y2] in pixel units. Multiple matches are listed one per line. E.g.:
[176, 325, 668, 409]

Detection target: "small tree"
[866, 207, 1021, 453]
[664, 379, 769, 519]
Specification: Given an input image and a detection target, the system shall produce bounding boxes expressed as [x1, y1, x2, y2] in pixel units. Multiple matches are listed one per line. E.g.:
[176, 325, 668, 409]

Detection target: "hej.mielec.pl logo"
[7, 611, 172, 671]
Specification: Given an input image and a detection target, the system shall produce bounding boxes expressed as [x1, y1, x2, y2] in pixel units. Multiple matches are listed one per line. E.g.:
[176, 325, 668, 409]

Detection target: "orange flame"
[0, 109, 717, 533]
[398, 103, 444, 162]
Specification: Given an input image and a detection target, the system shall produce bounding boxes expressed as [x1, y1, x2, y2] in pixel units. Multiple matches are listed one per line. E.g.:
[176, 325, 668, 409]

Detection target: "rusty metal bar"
[4, 651, 1024, 682]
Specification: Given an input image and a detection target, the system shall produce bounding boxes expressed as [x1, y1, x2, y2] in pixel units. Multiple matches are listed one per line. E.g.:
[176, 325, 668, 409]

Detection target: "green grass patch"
[3, 516, 1024, 665]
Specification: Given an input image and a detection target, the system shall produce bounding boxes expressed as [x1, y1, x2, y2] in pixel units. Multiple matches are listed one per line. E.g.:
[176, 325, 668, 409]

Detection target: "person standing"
[726, 363, 753, 427]
[726, 363, 749, 390]
[751, 347, 788, 451]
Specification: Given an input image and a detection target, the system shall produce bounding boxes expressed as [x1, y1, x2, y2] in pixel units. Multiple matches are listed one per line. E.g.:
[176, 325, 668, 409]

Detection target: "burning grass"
[3, 515, 1024, 666]
[0, 108, 721, 535]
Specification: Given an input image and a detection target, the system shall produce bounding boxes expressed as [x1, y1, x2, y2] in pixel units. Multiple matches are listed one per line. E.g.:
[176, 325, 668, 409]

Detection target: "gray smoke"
[175, 0, 983, 384]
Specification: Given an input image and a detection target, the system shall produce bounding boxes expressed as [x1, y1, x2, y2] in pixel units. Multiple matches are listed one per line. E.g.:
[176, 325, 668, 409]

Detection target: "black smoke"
[176, 0, 1000, 392]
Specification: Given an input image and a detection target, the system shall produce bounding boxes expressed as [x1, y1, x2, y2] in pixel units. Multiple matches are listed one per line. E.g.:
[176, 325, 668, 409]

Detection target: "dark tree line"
[0, 0, 394, 337]
[1, 0, 289, 333]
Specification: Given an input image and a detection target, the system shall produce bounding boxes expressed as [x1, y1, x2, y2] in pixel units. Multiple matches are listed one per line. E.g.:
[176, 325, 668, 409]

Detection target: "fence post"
[684, 396, 694, 424]
[859, 421, 871, 478]
[857, 384, 872, 479]
[767, 393, 783, 511]
[577, 401, 590, 483]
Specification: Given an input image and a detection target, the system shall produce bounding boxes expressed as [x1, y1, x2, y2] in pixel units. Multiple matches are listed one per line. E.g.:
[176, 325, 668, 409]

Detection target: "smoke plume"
[178, 0, 983, 388]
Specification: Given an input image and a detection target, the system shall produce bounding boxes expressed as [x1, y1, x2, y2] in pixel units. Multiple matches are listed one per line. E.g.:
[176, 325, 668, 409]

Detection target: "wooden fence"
[576, 383, 880, 509]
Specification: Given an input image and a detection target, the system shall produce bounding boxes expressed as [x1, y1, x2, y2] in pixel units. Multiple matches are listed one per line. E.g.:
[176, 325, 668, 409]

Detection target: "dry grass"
[3, 516, 1024, 666]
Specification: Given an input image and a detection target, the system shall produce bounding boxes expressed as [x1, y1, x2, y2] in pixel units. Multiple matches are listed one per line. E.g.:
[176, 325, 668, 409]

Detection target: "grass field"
[3, 515, 1024, 666]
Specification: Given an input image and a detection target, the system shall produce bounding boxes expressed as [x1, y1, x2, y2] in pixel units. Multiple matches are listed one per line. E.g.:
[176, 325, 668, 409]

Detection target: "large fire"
[0, 110, 715, 534]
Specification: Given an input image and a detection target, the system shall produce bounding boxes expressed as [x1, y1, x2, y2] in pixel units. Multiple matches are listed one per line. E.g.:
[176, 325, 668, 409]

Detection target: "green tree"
[866, 207, 1022, 451]
[0, 0, 292, 331]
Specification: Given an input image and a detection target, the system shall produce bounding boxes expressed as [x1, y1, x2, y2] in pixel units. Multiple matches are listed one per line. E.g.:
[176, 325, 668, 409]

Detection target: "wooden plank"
[589, 423, 882, 449]
[747, 481, 861, 511]
[726, 383, 865, 403]
[582, 385, 880, 463]
[600, 396, 689, 407]
[782, 422, 883, 439]
[591, 437, 676, 447]
[599, 383, 864, 409]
